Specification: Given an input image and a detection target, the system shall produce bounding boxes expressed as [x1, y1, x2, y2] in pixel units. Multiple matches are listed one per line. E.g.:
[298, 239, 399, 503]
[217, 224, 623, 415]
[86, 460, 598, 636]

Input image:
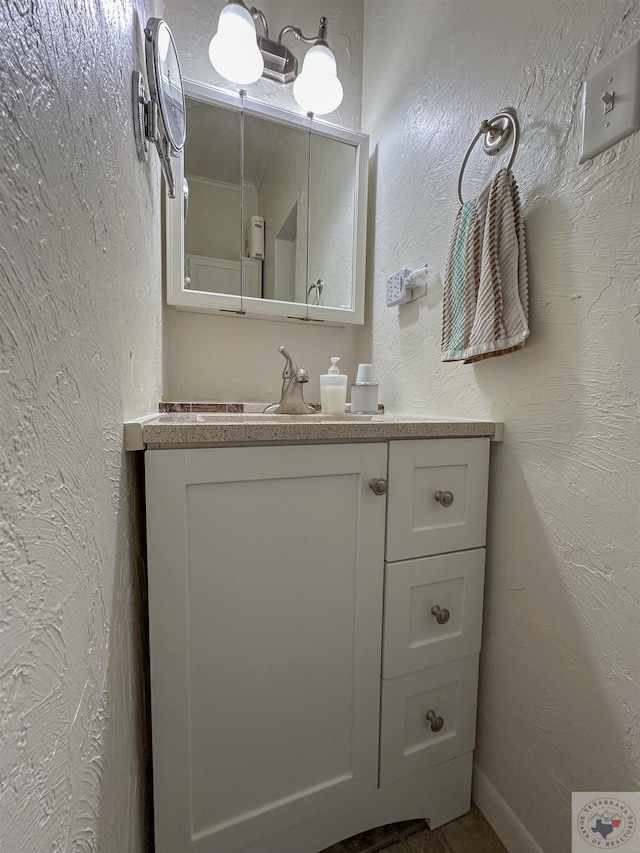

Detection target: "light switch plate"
[580, 38, 640, 162]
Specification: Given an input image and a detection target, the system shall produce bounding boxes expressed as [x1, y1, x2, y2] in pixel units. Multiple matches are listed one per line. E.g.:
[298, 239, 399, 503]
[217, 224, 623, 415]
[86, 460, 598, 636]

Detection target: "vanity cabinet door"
[145, 443, 387, 853]
[386, 438, 490, 561]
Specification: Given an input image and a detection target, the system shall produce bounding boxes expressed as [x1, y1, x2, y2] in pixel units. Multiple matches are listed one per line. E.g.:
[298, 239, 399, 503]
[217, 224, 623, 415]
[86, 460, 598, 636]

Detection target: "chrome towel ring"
[457, 108, 520, 206]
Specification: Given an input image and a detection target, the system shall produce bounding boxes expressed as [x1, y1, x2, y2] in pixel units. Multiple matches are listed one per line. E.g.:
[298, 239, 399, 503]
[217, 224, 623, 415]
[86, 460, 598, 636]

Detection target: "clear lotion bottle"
[320, 357, 347, 415]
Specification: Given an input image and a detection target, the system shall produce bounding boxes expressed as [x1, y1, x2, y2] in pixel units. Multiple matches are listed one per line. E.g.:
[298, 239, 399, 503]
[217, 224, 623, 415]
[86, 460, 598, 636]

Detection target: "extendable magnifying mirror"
[133, 18, 187, 199]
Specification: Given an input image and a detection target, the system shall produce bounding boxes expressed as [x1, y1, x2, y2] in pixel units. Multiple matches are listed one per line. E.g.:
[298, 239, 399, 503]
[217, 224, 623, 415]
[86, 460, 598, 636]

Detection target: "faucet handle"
[278, 345, 295, 377]
[278, 346, 308, 382]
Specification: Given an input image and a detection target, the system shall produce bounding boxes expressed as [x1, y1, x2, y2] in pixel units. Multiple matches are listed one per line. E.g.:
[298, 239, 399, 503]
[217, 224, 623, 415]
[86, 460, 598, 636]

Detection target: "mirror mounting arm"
[133, 73, 177, 198]
[146, 99, 158, 144]
[156, 136, 176, 199]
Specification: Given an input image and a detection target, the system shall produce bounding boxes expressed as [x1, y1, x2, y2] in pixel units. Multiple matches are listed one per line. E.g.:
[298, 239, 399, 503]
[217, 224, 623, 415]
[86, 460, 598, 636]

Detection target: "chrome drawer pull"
[434, 489, 454, 507]
[369, 477, 388, 496]
[431, 604, 450, 625]
[425, 709, 444, 732]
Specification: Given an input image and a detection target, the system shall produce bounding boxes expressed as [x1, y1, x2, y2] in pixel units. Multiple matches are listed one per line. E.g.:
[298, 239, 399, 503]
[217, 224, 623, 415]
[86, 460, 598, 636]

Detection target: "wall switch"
[580, 38, 640, 162]
[386, 268, 412, 306]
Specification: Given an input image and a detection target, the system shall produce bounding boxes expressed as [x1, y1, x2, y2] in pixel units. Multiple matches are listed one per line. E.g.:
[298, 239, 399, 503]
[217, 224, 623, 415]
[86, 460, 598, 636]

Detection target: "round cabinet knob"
[434, 489, 454, 507]
[425, 710, 445, 733]
[431, 604, 451, 625]
[369, 477, 388, 496]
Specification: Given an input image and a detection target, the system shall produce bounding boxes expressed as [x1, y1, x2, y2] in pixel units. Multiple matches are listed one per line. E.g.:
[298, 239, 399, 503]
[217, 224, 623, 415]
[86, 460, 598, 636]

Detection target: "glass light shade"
[208, 3, 264, 85]
[293, 43, 343, 115]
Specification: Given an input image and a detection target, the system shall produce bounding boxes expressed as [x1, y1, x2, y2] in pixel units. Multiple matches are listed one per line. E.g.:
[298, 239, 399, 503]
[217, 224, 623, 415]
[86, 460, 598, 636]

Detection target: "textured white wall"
[163, 0, 364, 402]
[362, 2, 640, 851]
[0, 1, 162, 850]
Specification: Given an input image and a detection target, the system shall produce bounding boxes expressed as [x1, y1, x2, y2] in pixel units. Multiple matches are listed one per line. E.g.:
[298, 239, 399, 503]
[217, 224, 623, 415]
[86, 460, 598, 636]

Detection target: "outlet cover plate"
[386, 267, 412, 307]
[580, 38, 640, 162]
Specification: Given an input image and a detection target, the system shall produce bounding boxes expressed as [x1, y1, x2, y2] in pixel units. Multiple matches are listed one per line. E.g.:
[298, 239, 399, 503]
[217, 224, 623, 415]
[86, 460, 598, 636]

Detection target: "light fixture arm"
[249, 7, 269, 39]
[278, 16, 328, 46]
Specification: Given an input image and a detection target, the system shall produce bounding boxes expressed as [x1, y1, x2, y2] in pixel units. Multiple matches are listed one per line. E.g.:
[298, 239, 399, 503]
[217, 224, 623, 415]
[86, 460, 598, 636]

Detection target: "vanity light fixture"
[208, 0, 344, 115]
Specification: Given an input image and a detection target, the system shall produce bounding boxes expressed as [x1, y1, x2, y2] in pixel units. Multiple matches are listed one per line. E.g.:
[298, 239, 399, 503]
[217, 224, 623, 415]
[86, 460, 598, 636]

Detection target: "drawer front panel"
[379, 656, 479, 787]
[383, 549, 485, 678]
[386, 439, 490, 561]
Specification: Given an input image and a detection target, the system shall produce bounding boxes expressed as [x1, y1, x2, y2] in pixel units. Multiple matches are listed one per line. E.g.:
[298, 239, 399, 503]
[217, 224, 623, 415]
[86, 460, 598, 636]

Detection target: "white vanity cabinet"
[144, 436, 490, 853]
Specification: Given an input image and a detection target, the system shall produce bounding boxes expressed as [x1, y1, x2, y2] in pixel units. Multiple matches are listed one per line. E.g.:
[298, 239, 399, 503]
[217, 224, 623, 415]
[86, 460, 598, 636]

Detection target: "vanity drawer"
[383, 549, 485, 679]
[386, 438, 489, 562]
[379, 656, 479, 787]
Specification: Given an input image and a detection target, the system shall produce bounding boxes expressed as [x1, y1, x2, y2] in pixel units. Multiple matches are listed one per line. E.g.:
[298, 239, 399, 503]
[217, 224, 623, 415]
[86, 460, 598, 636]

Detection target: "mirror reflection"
[182, 96, 357, 309]
[184, 98, 247, 295]
[243, 113, 309, 303]
[308, 133, 355, 310]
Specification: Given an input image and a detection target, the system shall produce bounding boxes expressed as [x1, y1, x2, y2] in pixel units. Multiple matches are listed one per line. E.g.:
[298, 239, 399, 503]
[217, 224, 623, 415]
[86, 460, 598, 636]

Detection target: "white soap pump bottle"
[320, 357, 347, 415]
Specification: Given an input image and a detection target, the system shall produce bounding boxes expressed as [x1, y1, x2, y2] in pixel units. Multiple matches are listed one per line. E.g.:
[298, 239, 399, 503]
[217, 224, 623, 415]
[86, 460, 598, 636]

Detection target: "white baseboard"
[472, 765, 546, 853]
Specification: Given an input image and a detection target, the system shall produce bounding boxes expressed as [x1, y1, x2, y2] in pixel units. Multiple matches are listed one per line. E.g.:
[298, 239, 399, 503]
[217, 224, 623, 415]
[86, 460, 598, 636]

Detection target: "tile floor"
[320, 804, 508, 853]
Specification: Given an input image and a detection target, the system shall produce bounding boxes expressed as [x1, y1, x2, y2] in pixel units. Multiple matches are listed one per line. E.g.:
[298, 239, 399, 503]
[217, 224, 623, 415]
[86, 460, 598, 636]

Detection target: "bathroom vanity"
[129, 413, 500, 853]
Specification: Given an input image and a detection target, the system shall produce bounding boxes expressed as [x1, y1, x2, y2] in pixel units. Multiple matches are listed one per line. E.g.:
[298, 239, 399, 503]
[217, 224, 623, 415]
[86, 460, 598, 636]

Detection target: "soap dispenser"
[320, 357, 347, 415]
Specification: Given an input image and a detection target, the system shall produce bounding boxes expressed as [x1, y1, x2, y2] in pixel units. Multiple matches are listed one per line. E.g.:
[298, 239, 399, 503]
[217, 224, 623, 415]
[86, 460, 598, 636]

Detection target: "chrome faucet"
[264, 346, 316, 414]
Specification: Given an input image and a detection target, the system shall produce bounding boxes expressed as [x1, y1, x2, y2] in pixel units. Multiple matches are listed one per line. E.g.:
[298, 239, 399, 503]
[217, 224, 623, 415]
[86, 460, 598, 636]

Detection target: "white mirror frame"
[166, 79, 368, 326]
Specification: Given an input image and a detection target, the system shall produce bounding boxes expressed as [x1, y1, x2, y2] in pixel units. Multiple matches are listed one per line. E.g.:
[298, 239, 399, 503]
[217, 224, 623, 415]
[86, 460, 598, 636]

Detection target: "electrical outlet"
[386, 268, 412, 306]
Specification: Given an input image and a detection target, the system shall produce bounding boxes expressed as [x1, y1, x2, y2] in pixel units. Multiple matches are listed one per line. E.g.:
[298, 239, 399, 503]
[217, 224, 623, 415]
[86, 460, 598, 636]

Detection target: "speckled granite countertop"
[124, 411, 503, 450]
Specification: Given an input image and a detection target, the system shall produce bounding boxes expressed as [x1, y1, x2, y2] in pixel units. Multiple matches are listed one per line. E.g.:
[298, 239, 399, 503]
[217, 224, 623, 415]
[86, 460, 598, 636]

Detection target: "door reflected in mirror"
[184, 99, 250, 297]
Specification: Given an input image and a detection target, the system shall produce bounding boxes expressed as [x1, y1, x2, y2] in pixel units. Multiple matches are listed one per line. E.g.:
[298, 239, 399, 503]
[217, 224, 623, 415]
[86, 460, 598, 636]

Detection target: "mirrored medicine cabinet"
[165, 80, 368, 325]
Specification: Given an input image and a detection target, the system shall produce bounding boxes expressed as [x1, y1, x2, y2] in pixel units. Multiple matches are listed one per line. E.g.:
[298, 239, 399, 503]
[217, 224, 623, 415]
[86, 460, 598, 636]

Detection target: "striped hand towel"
[441, 168, 529, 363]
